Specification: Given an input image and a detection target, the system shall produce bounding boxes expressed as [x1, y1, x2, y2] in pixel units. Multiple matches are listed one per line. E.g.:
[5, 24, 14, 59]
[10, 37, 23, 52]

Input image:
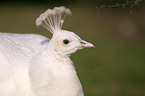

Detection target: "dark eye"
[63, 39, 69, 44]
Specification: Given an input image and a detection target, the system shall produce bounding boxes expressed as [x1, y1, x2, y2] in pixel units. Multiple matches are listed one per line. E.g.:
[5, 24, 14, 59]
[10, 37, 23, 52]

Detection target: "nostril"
[80, 41, 86, 44]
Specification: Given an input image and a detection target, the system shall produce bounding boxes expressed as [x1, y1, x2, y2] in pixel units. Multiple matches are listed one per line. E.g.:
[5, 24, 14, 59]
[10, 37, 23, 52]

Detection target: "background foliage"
[0, 0, 145, 96]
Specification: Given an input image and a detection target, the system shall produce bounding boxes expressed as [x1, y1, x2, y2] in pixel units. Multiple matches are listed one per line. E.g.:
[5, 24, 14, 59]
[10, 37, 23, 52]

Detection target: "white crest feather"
[36, 6, 72, 34]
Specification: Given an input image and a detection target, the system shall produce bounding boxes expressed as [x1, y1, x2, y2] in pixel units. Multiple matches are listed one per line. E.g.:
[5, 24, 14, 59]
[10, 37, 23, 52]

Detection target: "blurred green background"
[0, 0, 145, 96]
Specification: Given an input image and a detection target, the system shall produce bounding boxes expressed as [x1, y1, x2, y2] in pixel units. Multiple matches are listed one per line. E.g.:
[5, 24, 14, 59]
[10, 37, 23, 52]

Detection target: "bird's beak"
[80, 40, 95, 48]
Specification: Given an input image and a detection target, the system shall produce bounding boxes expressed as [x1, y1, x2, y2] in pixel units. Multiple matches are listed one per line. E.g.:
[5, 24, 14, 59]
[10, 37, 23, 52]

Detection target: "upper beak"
[80, 40, 95, 48]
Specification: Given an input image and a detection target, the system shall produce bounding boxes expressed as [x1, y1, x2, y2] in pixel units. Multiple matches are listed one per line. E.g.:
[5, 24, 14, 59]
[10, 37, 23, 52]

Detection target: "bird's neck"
[42, 43, 71, 62]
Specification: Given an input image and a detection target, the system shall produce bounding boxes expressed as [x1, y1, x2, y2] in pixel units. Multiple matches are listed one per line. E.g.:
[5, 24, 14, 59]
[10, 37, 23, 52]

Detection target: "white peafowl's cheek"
[53, 43, 70, 57]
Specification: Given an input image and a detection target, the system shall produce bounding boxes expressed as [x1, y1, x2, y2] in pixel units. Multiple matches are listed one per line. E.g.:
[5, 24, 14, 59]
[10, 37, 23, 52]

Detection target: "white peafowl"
[0, 6, 94, 96]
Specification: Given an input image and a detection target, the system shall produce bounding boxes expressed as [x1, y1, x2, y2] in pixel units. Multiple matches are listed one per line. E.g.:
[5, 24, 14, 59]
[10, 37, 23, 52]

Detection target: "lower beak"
[80, 40, 95, 48]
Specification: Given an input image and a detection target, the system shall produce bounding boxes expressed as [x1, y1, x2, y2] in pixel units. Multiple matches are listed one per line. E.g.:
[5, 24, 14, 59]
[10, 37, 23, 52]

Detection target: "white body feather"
[0, 32, 84, 96]
[0, 32, 48, 96]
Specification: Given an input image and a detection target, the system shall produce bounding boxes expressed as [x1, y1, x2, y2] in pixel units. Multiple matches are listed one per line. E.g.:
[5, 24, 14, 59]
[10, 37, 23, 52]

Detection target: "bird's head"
[36, 6, 94, 57]
[50, 30, 94, 57]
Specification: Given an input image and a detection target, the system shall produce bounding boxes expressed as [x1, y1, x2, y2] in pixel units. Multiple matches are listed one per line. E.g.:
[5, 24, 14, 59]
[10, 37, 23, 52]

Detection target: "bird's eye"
[63, 39, 69, 44]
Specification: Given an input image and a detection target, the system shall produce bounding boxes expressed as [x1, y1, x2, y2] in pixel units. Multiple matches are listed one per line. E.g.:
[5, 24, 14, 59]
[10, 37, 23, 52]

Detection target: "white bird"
[0, 6, 94, 96]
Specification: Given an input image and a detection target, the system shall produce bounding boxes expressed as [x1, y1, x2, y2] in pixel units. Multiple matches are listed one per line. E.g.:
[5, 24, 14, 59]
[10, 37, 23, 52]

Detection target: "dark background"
[0, 0, 145, 96]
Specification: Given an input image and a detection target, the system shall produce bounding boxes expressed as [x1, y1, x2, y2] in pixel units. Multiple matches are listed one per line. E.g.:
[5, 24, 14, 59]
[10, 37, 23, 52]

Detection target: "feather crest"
[36, 6, 72, 34]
